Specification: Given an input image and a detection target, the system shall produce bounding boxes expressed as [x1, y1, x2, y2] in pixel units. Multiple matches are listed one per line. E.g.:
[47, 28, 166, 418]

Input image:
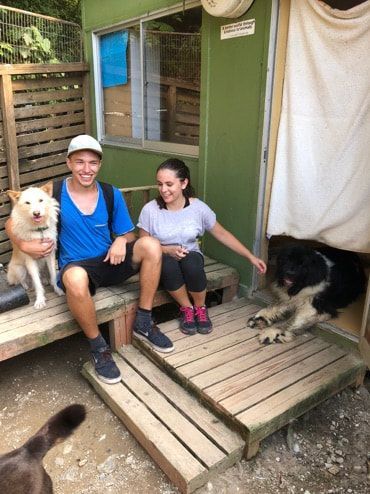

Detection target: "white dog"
[7, 182, 63, 309]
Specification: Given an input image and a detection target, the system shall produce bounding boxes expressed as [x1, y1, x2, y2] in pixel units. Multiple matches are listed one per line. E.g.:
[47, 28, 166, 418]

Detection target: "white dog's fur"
[7, 183, 63, 309]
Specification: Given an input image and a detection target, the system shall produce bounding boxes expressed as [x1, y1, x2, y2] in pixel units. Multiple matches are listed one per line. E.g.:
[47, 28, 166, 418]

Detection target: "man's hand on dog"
[20, 238, 55, 259]
[104, 236, 127, 265]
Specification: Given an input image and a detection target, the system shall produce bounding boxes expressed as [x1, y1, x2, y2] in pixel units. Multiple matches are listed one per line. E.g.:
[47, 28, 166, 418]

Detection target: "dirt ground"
[0, 331, 369, 494]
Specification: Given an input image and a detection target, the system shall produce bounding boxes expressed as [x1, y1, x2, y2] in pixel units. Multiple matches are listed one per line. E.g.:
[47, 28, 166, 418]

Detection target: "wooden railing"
[119, 185, 157, 221]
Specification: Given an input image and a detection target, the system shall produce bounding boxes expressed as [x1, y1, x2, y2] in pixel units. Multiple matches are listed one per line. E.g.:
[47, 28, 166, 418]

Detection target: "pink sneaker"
[194, 306, 213, 334]
[179, 306, 197, 335]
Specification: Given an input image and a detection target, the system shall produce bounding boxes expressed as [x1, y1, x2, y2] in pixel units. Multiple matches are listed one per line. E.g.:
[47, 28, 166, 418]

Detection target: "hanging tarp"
[267, 0, 370, 253]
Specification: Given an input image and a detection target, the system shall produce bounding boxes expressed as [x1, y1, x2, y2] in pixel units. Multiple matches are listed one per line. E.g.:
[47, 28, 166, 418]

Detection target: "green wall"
[82, 0, 272, 289]
[199, 2, 272, 289]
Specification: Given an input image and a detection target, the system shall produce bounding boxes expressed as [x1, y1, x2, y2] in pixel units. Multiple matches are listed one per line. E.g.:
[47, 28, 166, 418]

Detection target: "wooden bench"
[0, 185, 239, 362]
[0, 256, 239, 362]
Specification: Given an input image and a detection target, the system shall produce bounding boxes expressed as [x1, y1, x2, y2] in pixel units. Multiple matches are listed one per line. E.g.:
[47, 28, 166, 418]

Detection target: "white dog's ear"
[7, 190, 21, 204]
[40, 181, 53, 197]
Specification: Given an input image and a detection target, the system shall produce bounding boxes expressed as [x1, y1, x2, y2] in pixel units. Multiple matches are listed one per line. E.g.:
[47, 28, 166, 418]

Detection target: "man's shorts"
[59, 241, 139, 295]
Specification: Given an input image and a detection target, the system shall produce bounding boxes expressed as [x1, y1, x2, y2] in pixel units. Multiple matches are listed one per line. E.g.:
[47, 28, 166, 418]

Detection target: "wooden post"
[167, 85, 177, 141]
[222, 283, 239, 303]
[109, 303, 137, 349]
[82, 71, 91, 135]
[0, 74, 20, 190]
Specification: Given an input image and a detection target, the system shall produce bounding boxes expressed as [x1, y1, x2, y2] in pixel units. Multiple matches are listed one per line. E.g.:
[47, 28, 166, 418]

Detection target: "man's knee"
[62, 266, 90, 297]
[134, 236, 161, 263]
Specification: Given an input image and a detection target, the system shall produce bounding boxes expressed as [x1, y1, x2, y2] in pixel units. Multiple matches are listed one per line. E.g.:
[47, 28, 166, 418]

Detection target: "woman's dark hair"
[156, 158, 195, 209]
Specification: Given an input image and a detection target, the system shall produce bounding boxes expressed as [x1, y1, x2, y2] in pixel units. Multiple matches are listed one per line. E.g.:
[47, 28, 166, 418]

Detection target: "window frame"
[92, 1, 201, 157]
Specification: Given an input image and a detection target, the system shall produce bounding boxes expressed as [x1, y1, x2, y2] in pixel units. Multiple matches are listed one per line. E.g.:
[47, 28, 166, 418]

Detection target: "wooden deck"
[83, 297, 366, 493]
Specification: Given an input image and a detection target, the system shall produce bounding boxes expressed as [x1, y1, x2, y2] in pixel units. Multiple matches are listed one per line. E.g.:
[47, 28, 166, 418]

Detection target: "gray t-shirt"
[137, 198, 217, 254]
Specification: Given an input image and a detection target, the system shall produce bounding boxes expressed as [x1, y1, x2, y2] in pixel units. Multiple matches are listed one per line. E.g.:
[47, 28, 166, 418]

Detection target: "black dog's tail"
[24, 404, 86, 460]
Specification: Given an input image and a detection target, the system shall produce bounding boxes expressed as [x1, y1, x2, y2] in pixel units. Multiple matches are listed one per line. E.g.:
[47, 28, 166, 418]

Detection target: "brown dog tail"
[24, 404, 86, 460]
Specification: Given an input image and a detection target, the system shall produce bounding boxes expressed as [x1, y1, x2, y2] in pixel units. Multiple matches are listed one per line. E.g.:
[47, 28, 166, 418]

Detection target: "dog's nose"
[33, 211, 41, 218]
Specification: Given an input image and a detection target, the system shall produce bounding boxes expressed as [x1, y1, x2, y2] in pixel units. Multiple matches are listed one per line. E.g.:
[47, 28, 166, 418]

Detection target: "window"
[94, 6, 202, 156]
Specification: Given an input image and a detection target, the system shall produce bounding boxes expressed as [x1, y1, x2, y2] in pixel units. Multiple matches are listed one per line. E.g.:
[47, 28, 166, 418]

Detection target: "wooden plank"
[114, 357, 228, 469]
[120, 346, 244, 456]
[13, 87, 83, 105]
[237, 353, 365, 442]
[18, 138, 73, 159]
[0, 287, 110, 326]
[205, 337, 330, 402]
[14, 100, 84, 119]
[18, 153, 66, 173]
[0, 289, 115, 334]
[0, 63, 89, 75]
[0, 74, 19, 189]
[20, 164, 69, 186]
[16, 112, 84, 134]
[82, 361, 208, 494]
[166, 303, 258, 343]
[191, 334, 316, 388]
[17, 124, 85, 147]
[176, 113, 199, 125]
[220, 345, 347, 415]
[0, 294, 124, 361]
[0, 252, 10, 265]
[159, 298, 250, 334]
[163, 320, 260, 368]
[12, 75, 83, 91]
[177, 101, 199, 115]
[359, 277, 370, 367]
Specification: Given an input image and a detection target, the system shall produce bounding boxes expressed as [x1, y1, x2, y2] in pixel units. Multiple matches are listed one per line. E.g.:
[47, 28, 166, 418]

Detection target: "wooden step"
[131, 298, 366, 459]
[82, 346, 244, 494]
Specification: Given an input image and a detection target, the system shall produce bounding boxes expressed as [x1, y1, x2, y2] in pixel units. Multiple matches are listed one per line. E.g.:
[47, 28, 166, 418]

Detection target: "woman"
[137, 158, 267, 335]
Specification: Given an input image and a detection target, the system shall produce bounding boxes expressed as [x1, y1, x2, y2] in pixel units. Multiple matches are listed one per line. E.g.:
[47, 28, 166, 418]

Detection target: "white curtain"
[267, 0, 370, 253]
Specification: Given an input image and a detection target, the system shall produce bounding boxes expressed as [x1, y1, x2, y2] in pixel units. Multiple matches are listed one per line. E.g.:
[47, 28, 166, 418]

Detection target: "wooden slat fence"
[0, 63, 90, 264]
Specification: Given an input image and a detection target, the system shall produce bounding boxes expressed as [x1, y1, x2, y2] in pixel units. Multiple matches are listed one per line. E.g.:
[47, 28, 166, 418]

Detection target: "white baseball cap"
[67, 135, 103, 158]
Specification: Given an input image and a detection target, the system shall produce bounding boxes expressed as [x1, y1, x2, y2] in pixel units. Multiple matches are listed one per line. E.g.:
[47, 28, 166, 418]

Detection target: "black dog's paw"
[247, 315, 269, 329]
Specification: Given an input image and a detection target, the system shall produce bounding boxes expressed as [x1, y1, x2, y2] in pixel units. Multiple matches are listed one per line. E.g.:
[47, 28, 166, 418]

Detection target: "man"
[6, 135, 174, 384]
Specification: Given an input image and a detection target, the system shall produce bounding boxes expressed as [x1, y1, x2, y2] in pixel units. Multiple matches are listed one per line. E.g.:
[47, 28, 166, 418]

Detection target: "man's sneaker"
[194, 305, 213, 334]
[179, 306, 197, 335]
[134, 320, 174, 353]
[90, 346, 121, 384]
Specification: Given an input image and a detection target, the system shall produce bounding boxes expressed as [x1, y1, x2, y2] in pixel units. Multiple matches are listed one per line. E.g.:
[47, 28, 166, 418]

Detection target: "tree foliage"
[1, 0, 81, 25]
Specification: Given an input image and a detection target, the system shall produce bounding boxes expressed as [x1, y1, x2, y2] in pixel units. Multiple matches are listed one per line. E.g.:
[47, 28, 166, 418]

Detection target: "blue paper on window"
[101, 31, 128, 88]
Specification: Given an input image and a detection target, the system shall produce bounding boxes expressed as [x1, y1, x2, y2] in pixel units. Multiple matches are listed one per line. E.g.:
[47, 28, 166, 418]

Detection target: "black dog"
[0, 404, 86, 494]
[248, 245, 366, 344]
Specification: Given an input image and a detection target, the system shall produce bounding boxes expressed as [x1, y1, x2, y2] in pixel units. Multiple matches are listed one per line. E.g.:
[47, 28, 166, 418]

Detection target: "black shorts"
[59, 241, 139, 295]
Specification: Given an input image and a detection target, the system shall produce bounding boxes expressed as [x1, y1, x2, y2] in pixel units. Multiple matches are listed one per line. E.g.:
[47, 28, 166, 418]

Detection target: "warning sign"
[220, 19, 255, 40]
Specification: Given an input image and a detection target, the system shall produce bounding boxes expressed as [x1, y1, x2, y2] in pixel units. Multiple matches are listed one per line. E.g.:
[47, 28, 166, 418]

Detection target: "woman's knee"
[161, 255, 184, 291]
[181, 253, 206, 291]
[134, 236, 161, 263]
[62, 266, 90, 297]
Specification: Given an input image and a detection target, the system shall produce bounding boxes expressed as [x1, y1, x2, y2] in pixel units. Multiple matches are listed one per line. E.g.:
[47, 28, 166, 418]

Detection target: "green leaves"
[18, 26, 55, 62]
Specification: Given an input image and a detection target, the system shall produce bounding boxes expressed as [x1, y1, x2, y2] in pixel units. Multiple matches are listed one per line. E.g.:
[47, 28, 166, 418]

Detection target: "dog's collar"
[33, 226, 49, 232]
[33, 226, 49, 239]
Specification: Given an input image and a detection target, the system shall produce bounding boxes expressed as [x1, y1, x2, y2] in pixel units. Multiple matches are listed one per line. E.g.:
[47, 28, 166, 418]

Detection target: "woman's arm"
[209, 221, 267, 274]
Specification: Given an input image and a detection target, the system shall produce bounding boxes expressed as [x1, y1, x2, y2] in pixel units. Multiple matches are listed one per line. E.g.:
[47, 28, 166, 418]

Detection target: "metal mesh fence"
[144, 31, 201, 85]
[0, 5, 82, 64]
